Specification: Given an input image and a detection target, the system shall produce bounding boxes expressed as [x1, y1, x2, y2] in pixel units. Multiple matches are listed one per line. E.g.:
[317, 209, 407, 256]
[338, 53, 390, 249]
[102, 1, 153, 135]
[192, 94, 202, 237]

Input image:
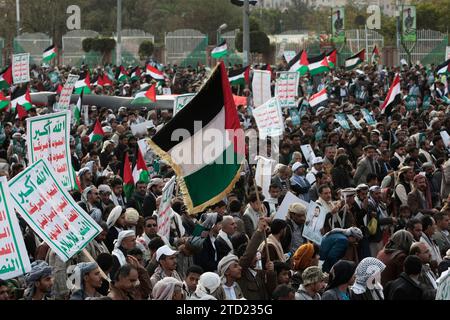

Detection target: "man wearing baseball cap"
[306, 157, 324, 185]
[150, 245, 182, 287]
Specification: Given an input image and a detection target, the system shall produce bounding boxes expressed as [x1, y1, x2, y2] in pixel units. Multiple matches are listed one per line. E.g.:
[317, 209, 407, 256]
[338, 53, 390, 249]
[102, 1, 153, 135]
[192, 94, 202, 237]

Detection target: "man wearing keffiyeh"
[23, 260, 54, 300]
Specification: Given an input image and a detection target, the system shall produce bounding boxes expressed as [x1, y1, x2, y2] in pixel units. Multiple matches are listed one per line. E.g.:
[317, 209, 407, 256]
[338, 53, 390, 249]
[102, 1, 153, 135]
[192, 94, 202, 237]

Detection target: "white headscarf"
[217, 254, 239, 284]
[152, 277, 183, 300]
[351, 257, 386, 296]
[193, 272, 220, 300]
[106, 206, 124, 229]
[112, 230, 135, 266]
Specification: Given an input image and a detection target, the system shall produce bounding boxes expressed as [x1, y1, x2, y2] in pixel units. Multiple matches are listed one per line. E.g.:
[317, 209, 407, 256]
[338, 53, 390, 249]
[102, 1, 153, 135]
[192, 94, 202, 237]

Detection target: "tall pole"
[243, 0, 250, 66]
[365, 24, 369, 63]
[396, 0, 400, 57]
[16, 0, 20, 37]
[116, 0, 122, 66]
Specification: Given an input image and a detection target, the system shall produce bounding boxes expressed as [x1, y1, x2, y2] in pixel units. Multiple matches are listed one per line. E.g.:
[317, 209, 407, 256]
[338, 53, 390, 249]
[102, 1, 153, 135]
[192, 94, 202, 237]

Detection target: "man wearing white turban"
[152, 277, 184, 300]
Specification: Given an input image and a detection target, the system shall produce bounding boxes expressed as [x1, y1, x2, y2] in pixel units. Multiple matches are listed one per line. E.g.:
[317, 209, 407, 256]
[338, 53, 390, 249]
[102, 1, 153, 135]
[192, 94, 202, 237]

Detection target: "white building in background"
[256, 0, 411, 17]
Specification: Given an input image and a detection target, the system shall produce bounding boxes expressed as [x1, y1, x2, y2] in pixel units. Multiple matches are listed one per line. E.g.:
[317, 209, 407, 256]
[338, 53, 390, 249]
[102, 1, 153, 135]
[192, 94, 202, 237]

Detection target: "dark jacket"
[105, 227, 120, 252]
[331, 166, 354, 189]
[237, 230, 277, 300]
[193, 236, 218, 273]
[384, 273, 424, 300]
[215, 235, 233, 262]
[142, 193, 157, 218]
[320, 232, 349, 273]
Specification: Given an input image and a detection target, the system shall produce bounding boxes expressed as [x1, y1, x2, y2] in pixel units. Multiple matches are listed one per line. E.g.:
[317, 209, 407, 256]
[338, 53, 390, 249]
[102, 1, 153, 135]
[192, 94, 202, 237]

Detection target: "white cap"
[312, 157, 324, 165]
[292, 161, 306, 172]
[156, 245, 177, 261]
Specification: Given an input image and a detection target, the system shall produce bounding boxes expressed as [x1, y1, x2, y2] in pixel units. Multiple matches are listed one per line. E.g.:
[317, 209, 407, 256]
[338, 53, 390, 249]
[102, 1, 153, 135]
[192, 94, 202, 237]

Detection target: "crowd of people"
[0, 54, 449, 301]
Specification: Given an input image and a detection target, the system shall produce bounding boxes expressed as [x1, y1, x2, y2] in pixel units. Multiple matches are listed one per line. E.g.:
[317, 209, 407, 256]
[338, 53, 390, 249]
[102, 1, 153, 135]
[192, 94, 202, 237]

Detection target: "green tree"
[138, 41, 154, 60]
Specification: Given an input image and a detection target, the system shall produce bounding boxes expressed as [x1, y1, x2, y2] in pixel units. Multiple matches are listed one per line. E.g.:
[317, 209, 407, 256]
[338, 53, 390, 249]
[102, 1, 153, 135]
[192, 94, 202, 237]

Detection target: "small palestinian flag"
[96, 73, 113, 87]
[228, 66, 250, 86]
[380, 74, 401, 116]
[132, 149, 150, 184]
[43, 45, 57, 63]
[89, 119, 105, 143]
[117, 66, 129, 82]
[345, 49, 366, 70]
[308, 53, 330, 76]
[123, 153, 134, 200]
[11, 86, 33, 119]
[130, 66, 142, 81]
[146, 65, 165, 81]
[0, 92, 9, 111]
[74, 72, 91, 94]
[72, 166, 82, 192]
[211, 41, 228, 59]
[0, 66, 13, 90]
[327, 49, 337, 69]
[309, 88, 328, 107]
[131, 84, 156, 105]
[148, 61, 244, 214]
[74, 90, 83, 125]
[436, 59, 450, 75]
[371, 46, 381, 65]
[288, 50, 309, 75]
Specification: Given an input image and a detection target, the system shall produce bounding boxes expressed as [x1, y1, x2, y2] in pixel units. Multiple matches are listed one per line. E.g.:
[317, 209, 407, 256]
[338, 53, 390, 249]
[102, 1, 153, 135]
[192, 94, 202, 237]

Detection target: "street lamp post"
[217, 23, 228, 46]
[116, 0, 122, 66]
[16, 0, 20, 37]
[243, 0, 250, 66]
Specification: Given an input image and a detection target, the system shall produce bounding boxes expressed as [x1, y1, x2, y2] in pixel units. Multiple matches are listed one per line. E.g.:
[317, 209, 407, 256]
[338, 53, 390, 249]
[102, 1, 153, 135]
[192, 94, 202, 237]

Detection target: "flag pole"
[253, 178, 270, 263]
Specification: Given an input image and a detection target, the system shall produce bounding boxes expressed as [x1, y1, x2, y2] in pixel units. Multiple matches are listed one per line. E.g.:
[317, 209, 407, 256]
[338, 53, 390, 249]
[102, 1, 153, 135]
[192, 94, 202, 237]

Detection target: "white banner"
[275, 72, 299, 109]
[0, 176, 31, 280]
[174, 94, 195, 115]
[255, 156, 277, 200]
[12, 53, 30, 84]
[252, 70, 272, 107]
[252, 98, 284, 139]
[301, 144, 316, 168]
[9, 159, 101, 262]
[158, 176, 176, 241]
[131, 120, 155, 136]
[58, 74, 79, 110]
[302, 201, 327, 245]
[274, 191, 309, 221]
[347, 114, 362, 130]
[27, 111, 74, 190]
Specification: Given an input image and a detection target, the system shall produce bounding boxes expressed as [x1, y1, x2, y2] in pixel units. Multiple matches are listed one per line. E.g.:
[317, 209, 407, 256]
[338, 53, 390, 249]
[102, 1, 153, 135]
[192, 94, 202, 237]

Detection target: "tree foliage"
[235, 31, 271, 54]
[139, 41, 155, 59]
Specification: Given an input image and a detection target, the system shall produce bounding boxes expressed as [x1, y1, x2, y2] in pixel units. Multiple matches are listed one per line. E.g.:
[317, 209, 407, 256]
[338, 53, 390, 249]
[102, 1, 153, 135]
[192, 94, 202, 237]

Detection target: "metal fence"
[62, 30, 100, 66]
[113, 29, 155, 66]
[400, 29, 448, 66]
[165, 29, 208, 67]
[341, 29, 384, 66]
[13, 33, 52, 65]
[272, 30, 310, 59]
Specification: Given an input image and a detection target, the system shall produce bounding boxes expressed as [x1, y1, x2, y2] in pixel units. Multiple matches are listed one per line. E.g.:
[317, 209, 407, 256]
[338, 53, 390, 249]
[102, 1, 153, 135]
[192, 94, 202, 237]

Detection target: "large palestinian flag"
[345, 49, 366, 70]
[0, 66, 13, 90]
[228, 66, 250, 86]
[436, 59, 450, 75]
[380, 74, 401, 116]
[288, 50, 309, 75]
[148, 62, 244, 214]
[74, 72, 91, 94]
[308, 53, 330, 76]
